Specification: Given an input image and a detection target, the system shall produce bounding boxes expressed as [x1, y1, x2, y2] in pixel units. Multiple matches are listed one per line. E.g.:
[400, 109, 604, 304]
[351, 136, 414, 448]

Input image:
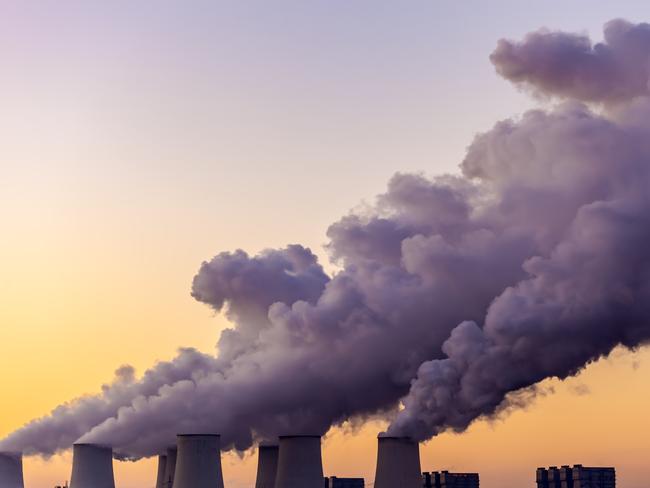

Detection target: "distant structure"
[275, 435, 324, 488]
[69, 443, 115, 488]
[324, 476, 364, 488]
[374, 436, 421, 488]
[254, 444, 279, 488]
[422, 471, 479, 488]
[155, 454, 168, 488]
[537, 465, 615, 488]
[172, 434, 224, 488]
[0, 452, 24, 488]
[162, 447, 177, 488]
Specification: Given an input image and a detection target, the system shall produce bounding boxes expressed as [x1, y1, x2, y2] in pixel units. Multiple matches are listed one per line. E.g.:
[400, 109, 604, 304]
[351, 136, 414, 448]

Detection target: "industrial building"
[255, 445, 279, 488]
[374, 436, 422, 488]
[325, 476, 364, 488]
[163, 447, 178, 488]
[422, 471, 479, 488]
[0, 451, 24, 488]
[537, 465, 615, 488]
[69, 443, 115, 488]
[173, 434, 224, 488]
[2, 431, 624, 488]
[155, 454, 168, 488]
[274, 435, 324, 488]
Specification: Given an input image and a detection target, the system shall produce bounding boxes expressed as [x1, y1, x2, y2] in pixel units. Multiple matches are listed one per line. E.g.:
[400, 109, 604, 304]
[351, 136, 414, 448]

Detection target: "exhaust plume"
[2, 18, 650, 457]
[491, 19, 650, 104]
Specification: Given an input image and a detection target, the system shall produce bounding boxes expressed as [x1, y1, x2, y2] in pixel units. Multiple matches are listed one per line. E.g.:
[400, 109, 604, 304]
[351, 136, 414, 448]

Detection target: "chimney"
[162, 447, 178, 488]
[172, 435, 224, 488]
[69, 443, 115, 488]
[274, 435, 324, 488]
[0, 452, 24, 488]
[155, 454, 168, 488]
[373, 436, 421, 488]
[255, 444, 279, 488]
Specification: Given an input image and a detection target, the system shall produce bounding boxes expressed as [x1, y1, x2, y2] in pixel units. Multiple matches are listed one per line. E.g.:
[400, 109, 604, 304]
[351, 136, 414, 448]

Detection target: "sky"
[1, 1, 649, 487]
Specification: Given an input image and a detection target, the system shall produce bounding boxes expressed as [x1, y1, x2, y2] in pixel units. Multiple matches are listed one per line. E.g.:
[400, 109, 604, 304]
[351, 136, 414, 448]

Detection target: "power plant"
[324, 477, 364, 488]
[423, 471, 479, 488]
[162, 447, 178, 488]
[7, 433, 620, 488]
[172, 434, 224, 488]
[155, 454, 168, 488]
[374, 436, 422, 488]
[537, 465, 616, 488]
[254, 444, 279, 488]
[274, 435, 324, 488]
[69, 443, 115, 488]
[0, 452, 24, 488]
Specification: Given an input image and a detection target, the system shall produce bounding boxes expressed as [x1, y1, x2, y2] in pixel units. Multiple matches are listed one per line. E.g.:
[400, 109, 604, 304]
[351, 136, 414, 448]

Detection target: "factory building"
[69, 444, 115, 488]
[254, 444, 279, 488]
[422, 471, 479, 488]
[275, 435, 324, 488]
[324, 476, 364, 488]
[537, 465, 615, 488]
[172, 434, 224, 488]
[0, 452, 24, 488]
[374, 436, 422, 488]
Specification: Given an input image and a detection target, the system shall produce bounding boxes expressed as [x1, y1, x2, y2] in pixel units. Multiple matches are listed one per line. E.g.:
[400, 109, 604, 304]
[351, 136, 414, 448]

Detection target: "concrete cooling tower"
[274, 436, 324, 488]
[373, 436, 421, 488]
[69, 443, 116, 488]
[162, 447, 177, 488]
[0, 452, 24, 488]
[255, 444, 279, 488]
[155, 454, 168, 488]
[172, 435, 224, 488]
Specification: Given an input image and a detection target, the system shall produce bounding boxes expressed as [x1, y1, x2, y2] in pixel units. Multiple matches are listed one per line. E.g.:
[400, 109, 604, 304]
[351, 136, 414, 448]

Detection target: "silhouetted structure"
[374, 436, 421, 488]
[173, 434, 224, 488]
[324, 477, 364, 488]
[537, 465, 615, 488]
[69, 444, 115, 488]
[255, 444, 279, 488]
[0, 452, 24, 488]
[275, 435, 324, 488]
[422, 471, 479, 488]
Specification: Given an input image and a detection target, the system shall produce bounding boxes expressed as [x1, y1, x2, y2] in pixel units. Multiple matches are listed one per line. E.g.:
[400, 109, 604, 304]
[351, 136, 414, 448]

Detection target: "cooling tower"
[373, 436, 421, 488]
[274, 435, 324, 488]
[172, 435, 224, 488]
[162, 447, 178, 488]
[69, 443, 115, 488]
[155, 454, 168, 488]
[255, 444, 279, 488]
[0, 452, 24, 488]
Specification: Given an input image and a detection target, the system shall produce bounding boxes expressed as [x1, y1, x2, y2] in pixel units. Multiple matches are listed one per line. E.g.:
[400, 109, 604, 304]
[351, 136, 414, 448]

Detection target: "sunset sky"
[1, 1, 649, 488]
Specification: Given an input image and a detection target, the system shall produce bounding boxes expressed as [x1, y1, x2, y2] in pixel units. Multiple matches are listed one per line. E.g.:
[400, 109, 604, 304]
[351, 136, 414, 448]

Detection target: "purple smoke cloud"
[491, 19, 650, 103]
[2, 18, 650, 458]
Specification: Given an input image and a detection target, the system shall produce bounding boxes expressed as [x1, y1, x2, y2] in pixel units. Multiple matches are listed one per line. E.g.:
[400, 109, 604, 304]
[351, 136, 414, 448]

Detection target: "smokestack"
[162, 447, 177, 488]
[0, 452, 24, 488]
[255, 444, 279, 488]
[172, 435, 224, 488]
[155, 454, 168, 488]
[69, 443, 115, 488]
[274, 435, 324, 488]
[373, 436, 421, 488]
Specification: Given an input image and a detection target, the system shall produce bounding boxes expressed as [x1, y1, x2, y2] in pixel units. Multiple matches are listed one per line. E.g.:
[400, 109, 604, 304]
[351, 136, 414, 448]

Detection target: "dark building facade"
[422, 471, 479, 488]
[324, 477, 364, 488]
[537, 465, 615, 488]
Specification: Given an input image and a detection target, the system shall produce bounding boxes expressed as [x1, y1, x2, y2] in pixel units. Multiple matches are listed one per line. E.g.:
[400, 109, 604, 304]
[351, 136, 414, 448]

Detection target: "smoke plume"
[2, 18, 650, 458]
[491, 19, 650, 104]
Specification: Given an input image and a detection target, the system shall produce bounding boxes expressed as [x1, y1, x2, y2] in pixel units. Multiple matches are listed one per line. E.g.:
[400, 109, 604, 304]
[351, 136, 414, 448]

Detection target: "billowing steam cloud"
[491, 19, 650, 103]
[2, 18, 650, 458]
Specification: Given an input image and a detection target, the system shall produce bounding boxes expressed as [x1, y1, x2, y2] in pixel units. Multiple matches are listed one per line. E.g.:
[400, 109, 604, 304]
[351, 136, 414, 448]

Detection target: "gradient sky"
[1, 1, 649, 487]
